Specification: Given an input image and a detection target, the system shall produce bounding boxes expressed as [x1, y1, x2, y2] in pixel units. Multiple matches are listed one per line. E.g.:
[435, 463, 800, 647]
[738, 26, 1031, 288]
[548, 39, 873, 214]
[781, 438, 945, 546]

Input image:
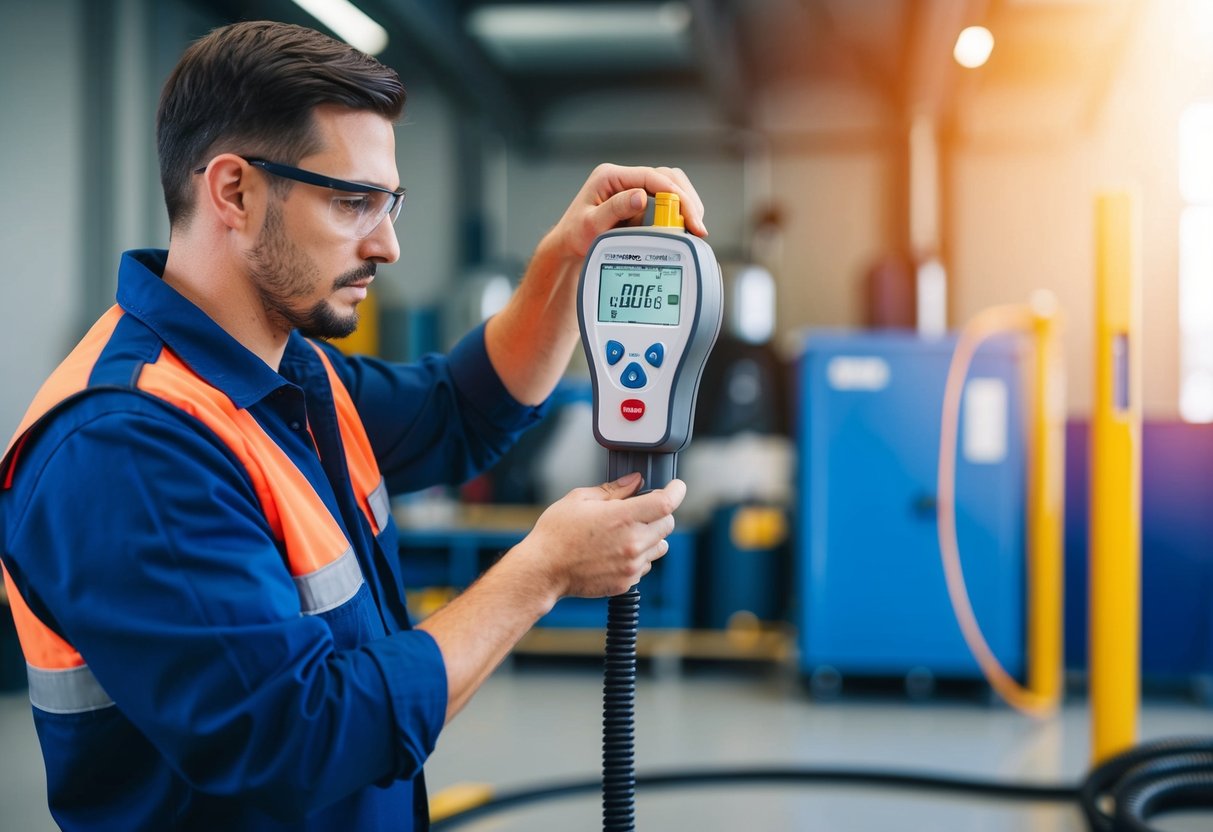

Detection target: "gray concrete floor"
[3, 667, 1212, 830]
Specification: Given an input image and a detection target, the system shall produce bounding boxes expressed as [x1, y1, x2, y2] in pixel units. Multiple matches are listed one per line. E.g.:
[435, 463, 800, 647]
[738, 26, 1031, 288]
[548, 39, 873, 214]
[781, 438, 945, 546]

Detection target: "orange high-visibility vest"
[2, 305, 392, 714]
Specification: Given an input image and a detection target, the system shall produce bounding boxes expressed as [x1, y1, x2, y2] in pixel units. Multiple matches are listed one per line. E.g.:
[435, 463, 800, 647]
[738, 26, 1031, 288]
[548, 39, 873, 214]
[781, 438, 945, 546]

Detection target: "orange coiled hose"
[936, 296, 1064, 718]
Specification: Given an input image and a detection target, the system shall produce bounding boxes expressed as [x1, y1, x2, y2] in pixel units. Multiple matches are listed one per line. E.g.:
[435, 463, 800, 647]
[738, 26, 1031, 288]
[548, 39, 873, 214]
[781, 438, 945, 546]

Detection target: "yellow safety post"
[331, 287, 381, 357]
[1028, 291, 1065, 708]
[1090, 191, 1141, 764]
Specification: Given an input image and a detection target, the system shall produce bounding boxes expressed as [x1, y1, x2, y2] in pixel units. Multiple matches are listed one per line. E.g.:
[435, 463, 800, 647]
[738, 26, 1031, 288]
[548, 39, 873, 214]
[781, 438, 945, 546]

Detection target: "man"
[0, 20, 702, 831]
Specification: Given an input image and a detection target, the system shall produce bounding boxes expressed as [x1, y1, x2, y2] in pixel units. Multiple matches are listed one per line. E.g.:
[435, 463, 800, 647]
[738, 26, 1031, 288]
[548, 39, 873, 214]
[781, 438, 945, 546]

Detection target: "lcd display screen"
[597, 264, 682, 326]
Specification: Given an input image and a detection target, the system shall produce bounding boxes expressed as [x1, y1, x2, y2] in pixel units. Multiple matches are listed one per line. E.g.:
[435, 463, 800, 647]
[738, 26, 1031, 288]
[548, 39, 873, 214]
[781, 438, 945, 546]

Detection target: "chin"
[298, 301, 360, 340]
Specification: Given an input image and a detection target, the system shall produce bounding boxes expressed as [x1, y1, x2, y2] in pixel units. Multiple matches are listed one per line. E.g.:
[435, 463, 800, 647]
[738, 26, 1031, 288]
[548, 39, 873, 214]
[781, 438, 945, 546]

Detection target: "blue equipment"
[1064, 420, 1213, 695]
[796, 331, 1027, 691]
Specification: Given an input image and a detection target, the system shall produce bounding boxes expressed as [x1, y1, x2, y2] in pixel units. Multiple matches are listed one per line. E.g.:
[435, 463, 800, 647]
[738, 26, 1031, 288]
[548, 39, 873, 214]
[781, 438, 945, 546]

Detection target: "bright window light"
[291, 0, 389, 56]
[1178, 101, 1213, 422]
[1181, 0, 1213, 62]
[1180, 102, 1213, 203]
[953, 26, 994, 69]
[732, 265, 775, 344]
[1179, 206, 1213, 422]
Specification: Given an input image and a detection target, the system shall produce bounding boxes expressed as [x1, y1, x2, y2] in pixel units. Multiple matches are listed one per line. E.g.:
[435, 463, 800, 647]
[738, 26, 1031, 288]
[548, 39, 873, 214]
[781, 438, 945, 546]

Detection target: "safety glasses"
[194, 157, 405, 238]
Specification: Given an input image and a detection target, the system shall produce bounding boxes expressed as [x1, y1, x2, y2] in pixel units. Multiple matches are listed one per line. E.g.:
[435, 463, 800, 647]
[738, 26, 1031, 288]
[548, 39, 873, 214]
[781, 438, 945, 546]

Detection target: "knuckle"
[655, 494, 674, 516]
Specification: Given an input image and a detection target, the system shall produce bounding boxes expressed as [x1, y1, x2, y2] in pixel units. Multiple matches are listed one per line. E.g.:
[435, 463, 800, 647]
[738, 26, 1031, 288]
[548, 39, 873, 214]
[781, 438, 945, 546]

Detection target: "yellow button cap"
[652, 191, 685, 229]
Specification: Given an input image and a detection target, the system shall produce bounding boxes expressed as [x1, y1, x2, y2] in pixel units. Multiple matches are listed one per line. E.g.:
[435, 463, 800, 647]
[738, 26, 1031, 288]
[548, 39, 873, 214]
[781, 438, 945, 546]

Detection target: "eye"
[332, 194, 370, 217]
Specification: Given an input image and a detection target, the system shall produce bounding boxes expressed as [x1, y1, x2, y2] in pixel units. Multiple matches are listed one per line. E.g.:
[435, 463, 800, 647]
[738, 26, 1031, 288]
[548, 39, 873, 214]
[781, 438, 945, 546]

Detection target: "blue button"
[645, 343, 664, 368]
[620, 362, 648, 389]
[605, 340, 625, 366]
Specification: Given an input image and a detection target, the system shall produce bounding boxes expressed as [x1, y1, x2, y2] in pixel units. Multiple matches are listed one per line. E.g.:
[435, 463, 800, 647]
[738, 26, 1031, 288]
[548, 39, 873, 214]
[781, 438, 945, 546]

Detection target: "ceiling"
[197, 0, 1143, 145]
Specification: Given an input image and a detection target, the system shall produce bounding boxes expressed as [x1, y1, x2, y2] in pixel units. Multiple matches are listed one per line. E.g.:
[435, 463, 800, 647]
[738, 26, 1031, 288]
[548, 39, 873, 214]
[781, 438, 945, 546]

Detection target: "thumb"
[597, 471, 643, 500]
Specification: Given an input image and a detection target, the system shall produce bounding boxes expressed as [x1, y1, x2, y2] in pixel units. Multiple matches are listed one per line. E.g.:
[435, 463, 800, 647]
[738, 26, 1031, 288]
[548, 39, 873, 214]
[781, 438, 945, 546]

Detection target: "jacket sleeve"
[314, 322, 548, 494]
[3, 397, 447, 819]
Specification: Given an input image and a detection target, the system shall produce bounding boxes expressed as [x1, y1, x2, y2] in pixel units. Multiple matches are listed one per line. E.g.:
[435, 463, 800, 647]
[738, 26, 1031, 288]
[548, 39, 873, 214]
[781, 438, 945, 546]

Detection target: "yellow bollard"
[1090, 191, 1141, 764]
[1028, 291, 1065, 708]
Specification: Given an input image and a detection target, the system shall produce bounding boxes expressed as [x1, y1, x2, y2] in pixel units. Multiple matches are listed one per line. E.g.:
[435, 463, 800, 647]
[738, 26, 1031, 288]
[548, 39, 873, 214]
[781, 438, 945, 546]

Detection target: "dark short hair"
[157, 20, 406, 227]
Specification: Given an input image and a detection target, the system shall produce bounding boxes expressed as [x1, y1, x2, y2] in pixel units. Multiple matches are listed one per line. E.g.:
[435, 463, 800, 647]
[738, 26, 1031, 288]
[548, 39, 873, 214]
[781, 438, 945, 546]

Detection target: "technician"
[0, 20, 702, 832]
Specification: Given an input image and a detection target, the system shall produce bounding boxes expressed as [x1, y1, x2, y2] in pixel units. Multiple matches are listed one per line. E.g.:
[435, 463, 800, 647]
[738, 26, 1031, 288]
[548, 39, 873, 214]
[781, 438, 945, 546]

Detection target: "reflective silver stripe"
[294, 546, 364, 614]
[368, 477, 391, 533]
[27, 664, 114, 714]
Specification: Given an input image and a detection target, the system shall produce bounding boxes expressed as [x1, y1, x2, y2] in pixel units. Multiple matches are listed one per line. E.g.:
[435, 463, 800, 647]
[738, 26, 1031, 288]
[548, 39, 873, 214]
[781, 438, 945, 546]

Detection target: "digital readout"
[597, 264, 682, 326]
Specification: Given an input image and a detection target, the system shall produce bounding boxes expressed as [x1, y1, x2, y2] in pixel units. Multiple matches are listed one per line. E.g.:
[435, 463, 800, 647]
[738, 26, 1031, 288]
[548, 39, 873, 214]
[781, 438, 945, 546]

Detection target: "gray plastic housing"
[577, 226, 724, 457]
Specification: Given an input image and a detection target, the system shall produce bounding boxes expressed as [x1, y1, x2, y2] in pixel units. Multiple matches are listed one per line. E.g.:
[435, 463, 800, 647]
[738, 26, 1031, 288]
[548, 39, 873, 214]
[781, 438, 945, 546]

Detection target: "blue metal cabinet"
[796, 331, 1026, 683]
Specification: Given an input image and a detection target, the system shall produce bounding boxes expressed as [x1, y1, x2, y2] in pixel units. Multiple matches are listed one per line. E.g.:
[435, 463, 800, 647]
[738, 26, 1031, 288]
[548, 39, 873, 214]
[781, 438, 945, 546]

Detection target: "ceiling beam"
[368, 0, 533, 144]
[903, 0, 989, 121]
[1080, 0, 1145, 132]
[687, 0, 750, 128]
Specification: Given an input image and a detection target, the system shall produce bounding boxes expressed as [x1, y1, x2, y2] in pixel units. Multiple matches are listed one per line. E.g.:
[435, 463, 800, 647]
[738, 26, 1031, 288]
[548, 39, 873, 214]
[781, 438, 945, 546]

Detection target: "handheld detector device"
[577, 192, 724, 490]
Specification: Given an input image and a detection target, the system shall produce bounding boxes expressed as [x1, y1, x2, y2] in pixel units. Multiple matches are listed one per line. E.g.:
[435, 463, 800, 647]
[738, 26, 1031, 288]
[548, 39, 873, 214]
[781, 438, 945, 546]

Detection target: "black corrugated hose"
[431, 737, 1213, 830]
[1080, 736, 1213, 831]
[602, 588, 640, 831]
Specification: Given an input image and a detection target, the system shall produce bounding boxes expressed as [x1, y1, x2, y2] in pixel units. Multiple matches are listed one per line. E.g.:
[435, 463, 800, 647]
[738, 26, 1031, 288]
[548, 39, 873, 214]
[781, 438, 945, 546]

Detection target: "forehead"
[304, 105, 398, 185]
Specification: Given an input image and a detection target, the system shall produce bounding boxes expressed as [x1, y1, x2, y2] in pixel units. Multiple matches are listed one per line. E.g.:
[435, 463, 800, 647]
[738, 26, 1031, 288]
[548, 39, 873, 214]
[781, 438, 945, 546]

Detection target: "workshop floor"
[3, 665, 1211, 831]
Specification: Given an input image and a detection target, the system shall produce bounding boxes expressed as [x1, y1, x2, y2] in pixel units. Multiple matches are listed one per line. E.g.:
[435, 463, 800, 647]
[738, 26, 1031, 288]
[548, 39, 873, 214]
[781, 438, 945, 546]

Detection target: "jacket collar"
[116, 249, 295, 409]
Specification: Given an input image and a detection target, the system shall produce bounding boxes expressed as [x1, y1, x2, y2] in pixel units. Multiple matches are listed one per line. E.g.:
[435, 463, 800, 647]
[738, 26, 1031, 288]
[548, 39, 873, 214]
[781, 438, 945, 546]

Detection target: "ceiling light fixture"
[290, 0, 389, 56]
[953, 25, 995, 69]
[467, 2, 693, 69]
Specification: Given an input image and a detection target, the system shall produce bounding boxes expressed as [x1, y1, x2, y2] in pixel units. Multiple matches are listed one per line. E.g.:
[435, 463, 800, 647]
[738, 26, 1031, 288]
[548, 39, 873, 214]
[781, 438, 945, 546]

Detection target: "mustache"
[334, 263, 377, 289]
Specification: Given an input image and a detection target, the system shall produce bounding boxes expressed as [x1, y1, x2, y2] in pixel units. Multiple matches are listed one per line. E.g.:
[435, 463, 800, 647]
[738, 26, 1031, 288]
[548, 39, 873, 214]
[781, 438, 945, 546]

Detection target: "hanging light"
[290, 0, 389, 56]
[953, 25, 994, 69]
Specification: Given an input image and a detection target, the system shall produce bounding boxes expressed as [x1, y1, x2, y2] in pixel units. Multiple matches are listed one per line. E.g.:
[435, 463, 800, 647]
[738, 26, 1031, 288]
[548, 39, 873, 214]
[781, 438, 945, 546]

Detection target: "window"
[1178, 102, 1213, 421]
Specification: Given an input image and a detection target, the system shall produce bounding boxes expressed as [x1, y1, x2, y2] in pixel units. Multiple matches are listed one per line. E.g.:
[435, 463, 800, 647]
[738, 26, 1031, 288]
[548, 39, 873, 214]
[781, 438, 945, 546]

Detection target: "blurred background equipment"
[795, 330, 1028, 697]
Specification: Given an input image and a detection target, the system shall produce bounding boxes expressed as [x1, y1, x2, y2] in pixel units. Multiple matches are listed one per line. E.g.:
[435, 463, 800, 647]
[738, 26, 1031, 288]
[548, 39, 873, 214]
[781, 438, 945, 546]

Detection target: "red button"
[621, 399, 645, 421]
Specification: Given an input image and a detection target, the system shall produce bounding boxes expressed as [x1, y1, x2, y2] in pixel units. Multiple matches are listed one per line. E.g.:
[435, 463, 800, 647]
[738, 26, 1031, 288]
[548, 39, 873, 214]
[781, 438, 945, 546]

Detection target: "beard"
[246, 201, 374, 340]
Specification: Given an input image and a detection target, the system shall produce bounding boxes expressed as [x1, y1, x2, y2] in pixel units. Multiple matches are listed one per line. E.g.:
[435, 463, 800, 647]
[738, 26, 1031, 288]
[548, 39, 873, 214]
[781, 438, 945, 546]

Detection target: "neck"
[163, 236, 290, 371]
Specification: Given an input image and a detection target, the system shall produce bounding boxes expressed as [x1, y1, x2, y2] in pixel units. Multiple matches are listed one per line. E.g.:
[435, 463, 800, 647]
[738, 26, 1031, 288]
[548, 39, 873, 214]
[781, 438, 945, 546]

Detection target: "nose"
[359, 214, 400, 265]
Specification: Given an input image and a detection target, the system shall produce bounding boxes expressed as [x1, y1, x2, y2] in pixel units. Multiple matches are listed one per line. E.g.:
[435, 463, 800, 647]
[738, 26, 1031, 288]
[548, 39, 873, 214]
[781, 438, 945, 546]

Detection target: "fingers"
[589, 163, 709, 238]
[638, 538, 669, 578]
[594, 471, 643, 501]
[531, 477, 682, 598]
[625, 478, 687, 523]
[654, 166, 706, 236]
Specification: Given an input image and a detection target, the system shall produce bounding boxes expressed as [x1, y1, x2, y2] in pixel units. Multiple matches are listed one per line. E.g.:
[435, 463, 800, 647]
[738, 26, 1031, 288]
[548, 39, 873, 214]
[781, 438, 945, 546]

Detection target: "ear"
[197, 154, 261, 234]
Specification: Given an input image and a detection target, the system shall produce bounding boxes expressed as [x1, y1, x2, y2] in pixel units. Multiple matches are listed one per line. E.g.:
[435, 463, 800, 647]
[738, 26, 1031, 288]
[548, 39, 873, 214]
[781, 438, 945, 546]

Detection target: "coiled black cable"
[602, 587, 640, 831]
[1080, 737, 1213, 831]
[431, 738, 1213, 830]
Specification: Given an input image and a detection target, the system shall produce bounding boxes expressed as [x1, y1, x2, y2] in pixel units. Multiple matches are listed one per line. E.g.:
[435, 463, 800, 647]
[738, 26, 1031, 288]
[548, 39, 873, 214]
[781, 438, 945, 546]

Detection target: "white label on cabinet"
[963, 378, 1007, 464]
[826, 356, 890, 391]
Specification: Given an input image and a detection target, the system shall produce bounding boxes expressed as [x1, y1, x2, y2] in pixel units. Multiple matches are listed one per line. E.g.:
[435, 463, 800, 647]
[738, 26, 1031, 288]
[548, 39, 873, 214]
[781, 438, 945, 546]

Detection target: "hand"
[482, 163, 707, 406]
[511, 472, 688, 601]
[544, 163, 709, 263]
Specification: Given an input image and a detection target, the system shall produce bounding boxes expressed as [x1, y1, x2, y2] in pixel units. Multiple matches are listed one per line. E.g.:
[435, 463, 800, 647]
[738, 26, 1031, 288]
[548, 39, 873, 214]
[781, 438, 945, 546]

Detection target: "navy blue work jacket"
[0, 249, 544, 830]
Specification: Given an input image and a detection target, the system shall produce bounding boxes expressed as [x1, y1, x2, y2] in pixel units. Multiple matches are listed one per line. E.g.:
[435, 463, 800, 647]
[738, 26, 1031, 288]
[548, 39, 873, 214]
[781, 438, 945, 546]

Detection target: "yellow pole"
[1028, 291, 1065, 706]
[1090, 191, 1141, 764]
[331, 288, 381, 357]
